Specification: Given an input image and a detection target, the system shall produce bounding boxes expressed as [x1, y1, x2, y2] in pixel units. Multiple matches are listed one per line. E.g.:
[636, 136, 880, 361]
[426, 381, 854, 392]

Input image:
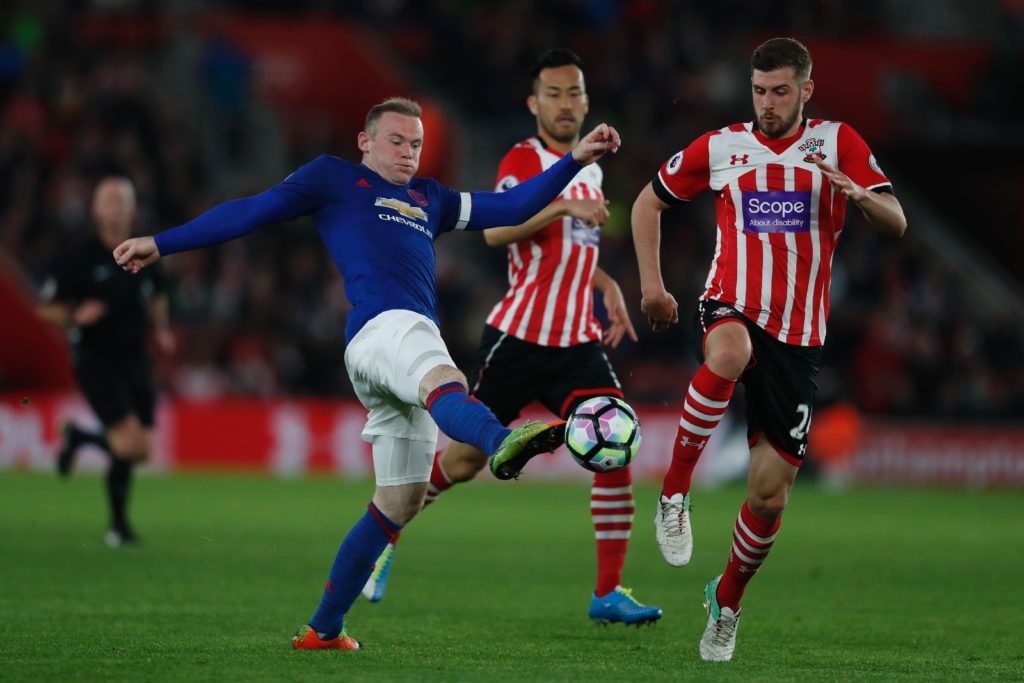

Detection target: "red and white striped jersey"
[654, 119, 891, 347]
[485, 137, 605, 347]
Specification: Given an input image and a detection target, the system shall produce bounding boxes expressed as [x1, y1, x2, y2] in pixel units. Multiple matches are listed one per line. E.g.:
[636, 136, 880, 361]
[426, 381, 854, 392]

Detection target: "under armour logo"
[798, 444, 807, 456]
[680, 436, 707, 450]
[730, 154, 749, 165]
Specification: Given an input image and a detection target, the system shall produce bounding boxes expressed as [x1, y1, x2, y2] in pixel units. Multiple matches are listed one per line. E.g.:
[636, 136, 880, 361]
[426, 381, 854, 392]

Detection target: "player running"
[631, 38, 906, 661]
[38, 177, 174, 547]
[112, 97, 622, 650]
[361, 49, 661, 627]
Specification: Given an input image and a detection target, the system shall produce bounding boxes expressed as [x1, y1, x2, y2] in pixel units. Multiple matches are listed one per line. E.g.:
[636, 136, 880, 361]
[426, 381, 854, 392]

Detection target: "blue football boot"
[588, 586, 663, 626]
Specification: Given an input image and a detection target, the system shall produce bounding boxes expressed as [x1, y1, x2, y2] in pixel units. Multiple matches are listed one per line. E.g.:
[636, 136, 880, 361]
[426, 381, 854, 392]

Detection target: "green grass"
[1, 471, 1022, 682]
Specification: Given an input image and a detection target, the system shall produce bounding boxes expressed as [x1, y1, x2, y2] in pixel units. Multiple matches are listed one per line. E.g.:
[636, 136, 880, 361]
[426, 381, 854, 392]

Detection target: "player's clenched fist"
[572, 123, 621, 165]
[113, 236, 161, 274]
[641, 289, 679, 332]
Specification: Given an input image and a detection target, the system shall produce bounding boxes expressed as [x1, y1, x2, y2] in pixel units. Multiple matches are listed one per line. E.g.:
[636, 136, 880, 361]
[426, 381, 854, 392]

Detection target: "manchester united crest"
[406, 189, 429, 207]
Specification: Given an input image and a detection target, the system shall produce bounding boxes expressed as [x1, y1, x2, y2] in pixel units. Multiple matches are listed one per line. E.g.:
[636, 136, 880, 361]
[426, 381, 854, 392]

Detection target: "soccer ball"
[564, 396, 641, 473]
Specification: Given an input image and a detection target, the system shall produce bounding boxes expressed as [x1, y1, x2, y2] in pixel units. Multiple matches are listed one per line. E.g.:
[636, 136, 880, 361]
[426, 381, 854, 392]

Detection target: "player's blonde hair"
[365, 97, 423, 137]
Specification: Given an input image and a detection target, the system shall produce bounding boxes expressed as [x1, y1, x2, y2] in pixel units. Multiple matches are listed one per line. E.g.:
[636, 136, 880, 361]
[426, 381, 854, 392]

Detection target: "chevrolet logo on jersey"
[375, 197, 428, 221]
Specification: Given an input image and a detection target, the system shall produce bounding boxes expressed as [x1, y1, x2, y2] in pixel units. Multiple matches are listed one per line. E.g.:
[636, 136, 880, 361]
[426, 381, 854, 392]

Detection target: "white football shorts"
[344, 309, 454, 485]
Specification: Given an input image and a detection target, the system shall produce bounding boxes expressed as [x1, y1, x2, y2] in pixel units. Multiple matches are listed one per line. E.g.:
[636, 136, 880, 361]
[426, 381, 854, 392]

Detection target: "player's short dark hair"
[530, 48, 585, 93]
[751, 38, 812, 81]
[365, 97, 422, 137]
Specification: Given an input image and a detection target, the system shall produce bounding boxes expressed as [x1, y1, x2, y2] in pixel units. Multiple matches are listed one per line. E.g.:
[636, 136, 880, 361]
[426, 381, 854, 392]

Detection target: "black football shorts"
[74, 353, 156, 428]
[693, 299, 822, 464]
[468, 325, 623, 424]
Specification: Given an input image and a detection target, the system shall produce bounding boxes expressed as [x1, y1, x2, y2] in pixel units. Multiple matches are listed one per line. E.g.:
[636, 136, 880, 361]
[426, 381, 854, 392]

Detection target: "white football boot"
[699, 575, 741, 662]
[654, 492, 693, 566]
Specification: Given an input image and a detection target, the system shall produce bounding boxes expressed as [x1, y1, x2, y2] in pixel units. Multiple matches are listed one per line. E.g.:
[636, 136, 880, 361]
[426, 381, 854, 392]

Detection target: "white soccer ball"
[564, 396, 641, 473]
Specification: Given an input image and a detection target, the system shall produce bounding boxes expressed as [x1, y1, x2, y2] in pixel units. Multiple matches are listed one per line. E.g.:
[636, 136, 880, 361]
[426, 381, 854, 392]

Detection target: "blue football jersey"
[275, 155, 463, 340]
[153, 152, 583, 341]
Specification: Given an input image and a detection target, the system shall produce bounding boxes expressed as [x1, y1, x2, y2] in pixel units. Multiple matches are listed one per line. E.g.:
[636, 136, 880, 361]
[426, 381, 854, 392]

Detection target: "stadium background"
[2, 3, 1024, 682]
[1, 0, 1023, 484]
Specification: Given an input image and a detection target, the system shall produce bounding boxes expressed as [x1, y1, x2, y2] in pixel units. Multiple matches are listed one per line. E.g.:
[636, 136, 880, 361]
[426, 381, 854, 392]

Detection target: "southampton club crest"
[799, 137, 826, 163]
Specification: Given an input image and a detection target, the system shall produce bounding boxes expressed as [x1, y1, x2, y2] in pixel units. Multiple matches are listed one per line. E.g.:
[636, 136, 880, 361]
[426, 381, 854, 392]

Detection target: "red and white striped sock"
[422, 452, 453, 508]
[716, 501, 781, 610]
[591, 467, 634, 596]
[662, 365, 736, 497]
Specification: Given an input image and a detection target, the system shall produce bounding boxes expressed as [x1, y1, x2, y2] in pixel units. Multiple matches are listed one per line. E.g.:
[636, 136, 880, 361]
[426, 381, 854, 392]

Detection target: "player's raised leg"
[420, 365, 564, 481]
[488, 419, 566, 480]
[656, 317, 747, 566]
[700, 436, 794, 661]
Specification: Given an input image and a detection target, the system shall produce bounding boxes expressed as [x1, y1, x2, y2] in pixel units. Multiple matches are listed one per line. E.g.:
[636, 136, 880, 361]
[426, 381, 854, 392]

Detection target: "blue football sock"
[308, 502, 401, 639]
[426, 382, 511, 455]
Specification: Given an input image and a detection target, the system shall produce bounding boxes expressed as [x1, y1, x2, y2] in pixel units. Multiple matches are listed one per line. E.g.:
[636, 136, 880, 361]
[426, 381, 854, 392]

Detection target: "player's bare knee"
[106, 421, 146, 461]
[704, 325, 752, 379]
[373, 484, 427, 526]
[706, 342, 751, 377]
[418, 364, 467, 405]
[126, 429, 148, 461]
[387, 502, 421, 526]
[373, 489, 422, 526]
[748, 492, 787, 521]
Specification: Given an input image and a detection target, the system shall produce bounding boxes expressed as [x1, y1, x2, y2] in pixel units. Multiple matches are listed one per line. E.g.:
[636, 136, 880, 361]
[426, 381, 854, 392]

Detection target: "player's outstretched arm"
[631, 182, 678, 332]
[463, 124, 621, 232]
[155, 191, 298, 258]
[113, 156, 331, 275]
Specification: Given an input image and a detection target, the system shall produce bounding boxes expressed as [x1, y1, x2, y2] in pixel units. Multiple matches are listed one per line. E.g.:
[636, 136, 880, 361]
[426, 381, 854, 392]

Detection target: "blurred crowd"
[1, 1, 1022, 419]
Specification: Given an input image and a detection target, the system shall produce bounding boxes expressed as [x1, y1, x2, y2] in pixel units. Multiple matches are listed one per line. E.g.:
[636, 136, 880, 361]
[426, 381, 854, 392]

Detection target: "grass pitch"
[1, 471, 1022, 682]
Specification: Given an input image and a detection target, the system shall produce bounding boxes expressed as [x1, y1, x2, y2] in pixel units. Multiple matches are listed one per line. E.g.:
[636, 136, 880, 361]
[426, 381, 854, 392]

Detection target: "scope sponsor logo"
[741, 191, 811, 233]
[570, 218, 600, 247]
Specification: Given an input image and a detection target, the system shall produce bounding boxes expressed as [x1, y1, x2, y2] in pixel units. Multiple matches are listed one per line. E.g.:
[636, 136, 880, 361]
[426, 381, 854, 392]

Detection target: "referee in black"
[38, 176, 174, 547]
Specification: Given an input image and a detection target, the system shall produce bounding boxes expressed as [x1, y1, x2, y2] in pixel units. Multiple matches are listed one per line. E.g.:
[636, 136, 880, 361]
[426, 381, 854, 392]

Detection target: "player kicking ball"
[113, 97, 622, 650]
[361, 49, 661, 628]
